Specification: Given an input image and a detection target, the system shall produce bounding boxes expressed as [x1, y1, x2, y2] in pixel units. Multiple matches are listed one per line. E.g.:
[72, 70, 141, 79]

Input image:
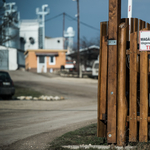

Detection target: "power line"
[45, 13, 63, 22]
[19, 13, 64, 28]
[65, 13, 100, 31]
[44, 13, 100, 31]
[18, 13, 100, 32]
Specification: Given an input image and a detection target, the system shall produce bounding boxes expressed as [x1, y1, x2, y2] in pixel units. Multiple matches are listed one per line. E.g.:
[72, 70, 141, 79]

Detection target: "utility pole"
[36, 5, 49, 49]
[63, 12, 65, 49]
[107, 0, 121, 144]
[72, 0, 80, 77]
[77, 0, 80, 77]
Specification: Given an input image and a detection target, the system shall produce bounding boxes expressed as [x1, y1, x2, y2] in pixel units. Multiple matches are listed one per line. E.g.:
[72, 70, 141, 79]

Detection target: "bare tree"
[80, 36, 100, 49]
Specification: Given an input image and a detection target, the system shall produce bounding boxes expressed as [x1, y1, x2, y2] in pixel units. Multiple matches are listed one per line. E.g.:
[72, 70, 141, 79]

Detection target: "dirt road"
[0, 70, 98, 150]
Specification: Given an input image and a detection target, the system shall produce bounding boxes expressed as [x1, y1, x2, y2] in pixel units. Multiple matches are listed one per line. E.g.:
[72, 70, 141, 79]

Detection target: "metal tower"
[36, 4, 49, 49]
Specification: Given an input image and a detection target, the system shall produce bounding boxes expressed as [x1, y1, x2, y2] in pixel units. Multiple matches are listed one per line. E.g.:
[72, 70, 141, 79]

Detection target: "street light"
[73, 0, 80, 77]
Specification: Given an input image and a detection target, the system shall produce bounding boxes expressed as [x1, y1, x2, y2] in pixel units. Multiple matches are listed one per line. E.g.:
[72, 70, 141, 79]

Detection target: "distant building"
[20, 20, 39, 50]
[1, 2, 20, 49]
[0, 2, 25, 71]
[64, 27, 75, 54]
[67, 45, 100, 72]
[25, 49, 67, 73]
[45, 37, 64, 50]
[0, 46, 25, 70]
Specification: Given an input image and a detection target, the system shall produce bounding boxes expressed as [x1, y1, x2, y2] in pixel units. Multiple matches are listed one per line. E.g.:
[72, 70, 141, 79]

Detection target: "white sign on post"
[128, 0, 132, 40]
[139, 31, 150, 51]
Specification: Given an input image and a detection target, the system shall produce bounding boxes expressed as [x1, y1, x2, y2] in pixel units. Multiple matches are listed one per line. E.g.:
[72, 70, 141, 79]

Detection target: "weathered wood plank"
[127, 116, 150, 122]
[126, 50, 150, 55]
[129, 32, 138, 142]
[107, 0, 121, 143]
[131, 18, 134, 33]
[139, 28, 148, 142]
[138, 20, 142, 44]
[125, 18, 129, 41]
[139, 51, 148, 142]
[139, 20, 142, 31]
[117, 23, 128, 146]
[146, 23, 149, 29]
[97, 22, 107, 137]
[134, 18, 138, 32]
[99, 36, 108, 121]
[148, 23, 150, 30]
[133, 18, 139, 73]
[142, 21, 146, 29]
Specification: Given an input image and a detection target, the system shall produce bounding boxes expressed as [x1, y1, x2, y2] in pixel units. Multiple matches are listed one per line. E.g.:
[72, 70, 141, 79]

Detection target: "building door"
[37, 56, 47, 73]
[0, 50, 8, 70]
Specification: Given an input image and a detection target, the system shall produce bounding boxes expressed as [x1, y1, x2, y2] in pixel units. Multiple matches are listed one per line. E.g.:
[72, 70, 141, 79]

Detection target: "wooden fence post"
[97, 22, 107, 137]
[107, 0, 121, 143]
[139, 28, 148, 142]
[129, 32, 138, 142]
[117, 23, 128, 146]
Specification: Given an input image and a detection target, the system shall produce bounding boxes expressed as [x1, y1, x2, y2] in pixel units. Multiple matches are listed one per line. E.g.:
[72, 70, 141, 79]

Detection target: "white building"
[45, 37, 64, 50]
[0, 46, 25, 70]
[20, 20, 39, 51]
[20, 20, 64, 51]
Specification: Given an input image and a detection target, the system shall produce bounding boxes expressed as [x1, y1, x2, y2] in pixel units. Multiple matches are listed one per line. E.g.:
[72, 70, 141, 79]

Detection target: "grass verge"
[13, 85, 42, 98]
[48, 123, 107, 150]
[48, 123, 150, 150]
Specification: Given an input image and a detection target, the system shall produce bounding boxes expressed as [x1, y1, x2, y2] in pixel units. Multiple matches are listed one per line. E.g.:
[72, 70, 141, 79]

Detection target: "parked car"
[65, 61, 75, 72]
[0, 71, 15, 99]
[92, 60, 99, 78]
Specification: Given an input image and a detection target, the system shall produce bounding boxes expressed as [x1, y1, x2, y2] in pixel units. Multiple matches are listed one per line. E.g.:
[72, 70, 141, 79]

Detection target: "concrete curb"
[62, 145, 137, 150]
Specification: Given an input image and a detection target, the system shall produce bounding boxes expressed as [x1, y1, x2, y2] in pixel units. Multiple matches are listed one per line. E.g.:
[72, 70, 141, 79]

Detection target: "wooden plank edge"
[127, 116, 150, 122]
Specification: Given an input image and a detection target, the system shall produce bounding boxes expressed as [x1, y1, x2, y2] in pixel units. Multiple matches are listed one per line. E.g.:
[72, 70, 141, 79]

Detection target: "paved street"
[0, 70, 98, 150]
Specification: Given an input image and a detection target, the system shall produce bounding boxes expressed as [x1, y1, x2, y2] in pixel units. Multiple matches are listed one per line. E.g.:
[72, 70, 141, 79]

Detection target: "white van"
[92, 60, 99, 78]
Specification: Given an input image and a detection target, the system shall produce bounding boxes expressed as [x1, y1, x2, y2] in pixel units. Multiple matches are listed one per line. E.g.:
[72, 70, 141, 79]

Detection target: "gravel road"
[0, 70, 98, 150]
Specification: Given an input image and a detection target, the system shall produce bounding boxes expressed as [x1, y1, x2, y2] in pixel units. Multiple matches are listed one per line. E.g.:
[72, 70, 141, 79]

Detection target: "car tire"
[2, 95, 12, 100]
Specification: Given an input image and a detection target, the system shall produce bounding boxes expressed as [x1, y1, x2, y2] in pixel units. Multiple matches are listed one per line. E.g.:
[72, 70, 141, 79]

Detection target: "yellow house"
[25, 49, 67, 73]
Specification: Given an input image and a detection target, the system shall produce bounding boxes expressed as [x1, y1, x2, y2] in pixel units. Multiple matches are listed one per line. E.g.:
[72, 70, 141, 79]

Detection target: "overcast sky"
[6, 0, 150, 42]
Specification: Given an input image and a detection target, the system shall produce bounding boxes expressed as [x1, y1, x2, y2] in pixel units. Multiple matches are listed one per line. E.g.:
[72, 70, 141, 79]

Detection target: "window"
[49, 56, 55, 65]
[39, 56, 45, 63]
[94, 63, 99, 69]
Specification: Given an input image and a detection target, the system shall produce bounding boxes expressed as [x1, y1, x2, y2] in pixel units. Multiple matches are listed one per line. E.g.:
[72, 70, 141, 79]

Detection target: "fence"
[97, 18, 150, 146]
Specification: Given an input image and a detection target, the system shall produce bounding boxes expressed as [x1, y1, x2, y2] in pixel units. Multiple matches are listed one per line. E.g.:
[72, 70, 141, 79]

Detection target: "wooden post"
[125, 18, 129, 41]
[131, 18, 134, 33]
[142, 21, 146, 29]
[134, 18, 138, 32]
[97, 22, 107, 137]
[129, 32, 138, 142]
[107, 0, 121, 143]
[139, 51, 148, 142]
[117, 23, 128, 146]
[99, 36, 108, 121]
[139, 28, 148, 142]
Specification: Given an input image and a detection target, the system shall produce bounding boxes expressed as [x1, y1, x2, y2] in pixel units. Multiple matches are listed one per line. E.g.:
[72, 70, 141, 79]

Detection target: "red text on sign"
[129, 6, 131, 12]
[146, 45, 150, 50]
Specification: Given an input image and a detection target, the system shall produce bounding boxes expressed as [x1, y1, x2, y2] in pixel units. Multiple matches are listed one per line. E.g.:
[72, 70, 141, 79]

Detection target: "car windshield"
[94, 63, 99, 69]
[66, 62, 73, 64]
[0, 72, 11, 80]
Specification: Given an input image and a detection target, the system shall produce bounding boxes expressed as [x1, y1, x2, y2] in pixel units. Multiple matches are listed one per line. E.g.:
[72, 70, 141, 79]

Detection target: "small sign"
[139, 31, 150, 51]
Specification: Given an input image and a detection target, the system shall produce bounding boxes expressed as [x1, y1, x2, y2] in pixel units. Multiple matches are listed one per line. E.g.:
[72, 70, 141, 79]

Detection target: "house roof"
[67, 45, 99, 61]
[24, 49, 67, 55]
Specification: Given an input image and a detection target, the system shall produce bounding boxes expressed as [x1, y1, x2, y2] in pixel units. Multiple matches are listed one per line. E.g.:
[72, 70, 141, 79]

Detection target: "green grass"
[47, 123, 150, 150]
[13, 85, 42, 98]
[48, 124, 107, 150]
